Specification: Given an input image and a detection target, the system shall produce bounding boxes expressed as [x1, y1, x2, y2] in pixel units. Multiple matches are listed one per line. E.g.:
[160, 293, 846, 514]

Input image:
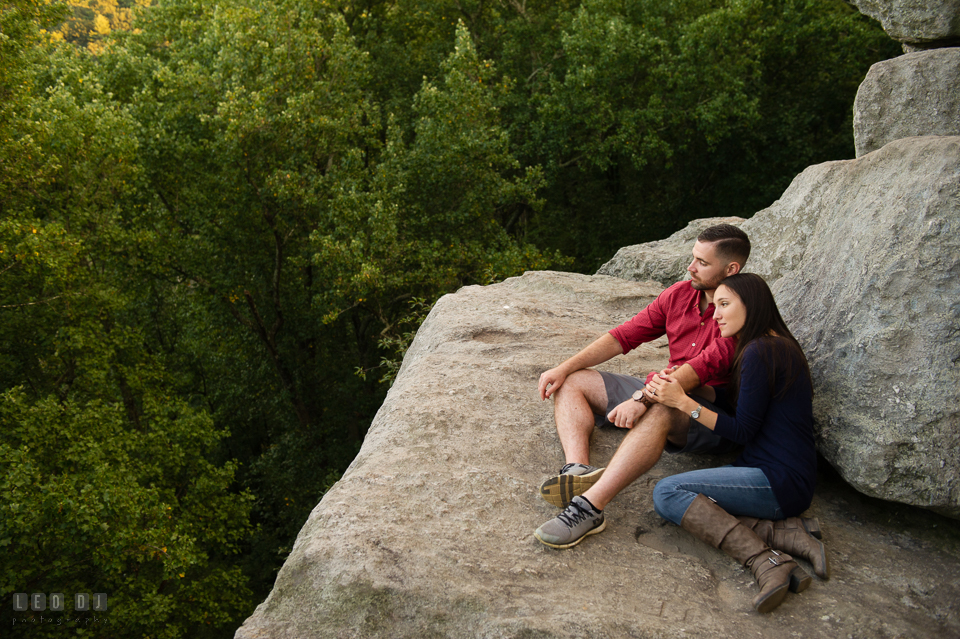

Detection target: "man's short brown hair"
[697, 224, 750, 267]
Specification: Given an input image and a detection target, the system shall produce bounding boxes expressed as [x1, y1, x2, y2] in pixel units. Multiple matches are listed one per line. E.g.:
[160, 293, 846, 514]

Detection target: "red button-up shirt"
[609, 280, 736, 386]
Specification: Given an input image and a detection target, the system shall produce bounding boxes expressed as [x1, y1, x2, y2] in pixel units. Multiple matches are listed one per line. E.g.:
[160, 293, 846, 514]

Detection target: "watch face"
[632, 390, 644, 401]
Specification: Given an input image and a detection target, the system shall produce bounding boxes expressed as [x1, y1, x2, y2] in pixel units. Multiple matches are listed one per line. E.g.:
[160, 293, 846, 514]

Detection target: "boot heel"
[801, 517, 822, 540]
[789, 566, 812, 593]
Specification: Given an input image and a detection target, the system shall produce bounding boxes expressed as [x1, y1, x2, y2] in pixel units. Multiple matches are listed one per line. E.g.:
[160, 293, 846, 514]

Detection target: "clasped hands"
[607, 365, 684, 429]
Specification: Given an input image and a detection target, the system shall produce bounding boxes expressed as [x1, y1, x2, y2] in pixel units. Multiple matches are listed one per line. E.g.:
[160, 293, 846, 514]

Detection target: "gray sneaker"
[534, 496, 606, 549]
[539, 463, 605, 508]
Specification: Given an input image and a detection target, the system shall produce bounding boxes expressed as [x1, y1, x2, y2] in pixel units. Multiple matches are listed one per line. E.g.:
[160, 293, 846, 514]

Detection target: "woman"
[646, 272, 827, 613]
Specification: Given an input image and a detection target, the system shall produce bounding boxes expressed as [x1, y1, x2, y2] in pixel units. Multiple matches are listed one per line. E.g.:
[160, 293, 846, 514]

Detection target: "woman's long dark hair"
[720, 273, 812, 402]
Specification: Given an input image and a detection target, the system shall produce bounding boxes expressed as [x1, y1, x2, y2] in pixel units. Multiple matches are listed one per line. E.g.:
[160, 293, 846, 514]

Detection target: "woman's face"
[713, 284, 746, 338]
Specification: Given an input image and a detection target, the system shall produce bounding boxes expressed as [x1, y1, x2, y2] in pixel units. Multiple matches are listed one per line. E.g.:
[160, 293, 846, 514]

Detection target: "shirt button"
[700, 322, 704, 326]
[692, 343, 696, 346]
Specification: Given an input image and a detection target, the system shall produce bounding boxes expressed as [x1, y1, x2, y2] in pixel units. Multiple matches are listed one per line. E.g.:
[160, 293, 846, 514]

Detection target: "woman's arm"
[647, 374, 719, 430]
[648, 342, 772, 443]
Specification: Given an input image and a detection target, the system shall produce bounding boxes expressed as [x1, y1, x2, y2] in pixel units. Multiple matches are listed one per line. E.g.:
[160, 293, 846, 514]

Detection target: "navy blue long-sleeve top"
[712, 339, 817, 517]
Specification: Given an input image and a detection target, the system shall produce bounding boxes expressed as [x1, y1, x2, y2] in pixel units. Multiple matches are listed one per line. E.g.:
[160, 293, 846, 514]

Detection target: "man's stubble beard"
[690, 275, 723, 292]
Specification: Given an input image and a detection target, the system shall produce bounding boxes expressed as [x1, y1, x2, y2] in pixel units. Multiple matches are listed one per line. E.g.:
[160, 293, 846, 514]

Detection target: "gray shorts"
[596, 370, 739, 455]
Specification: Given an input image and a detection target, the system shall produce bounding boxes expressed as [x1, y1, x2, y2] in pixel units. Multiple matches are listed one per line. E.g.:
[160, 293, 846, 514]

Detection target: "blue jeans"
[653, 465, 784, 526]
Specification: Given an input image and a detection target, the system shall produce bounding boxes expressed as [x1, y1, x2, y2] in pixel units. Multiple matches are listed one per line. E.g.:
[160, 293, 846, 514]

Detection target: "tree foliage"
[53, 0, 152, 52]
[1, 0, 898, 635]
[519, 0, 901, 268]
[0, 7, 251, 635]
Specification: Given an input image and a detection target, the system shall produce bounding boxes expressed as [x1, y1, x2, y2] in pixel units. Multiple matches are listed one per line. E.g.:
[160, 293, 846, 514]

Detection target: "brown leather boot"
[739, 516, 830, 580]
[682, 494, 797, 613]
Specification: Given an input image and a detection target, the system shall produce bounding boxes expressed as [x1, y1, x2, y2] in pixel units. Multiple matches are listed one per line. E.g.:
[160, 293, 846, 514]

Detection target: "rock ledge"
[236, 271, 960, 639]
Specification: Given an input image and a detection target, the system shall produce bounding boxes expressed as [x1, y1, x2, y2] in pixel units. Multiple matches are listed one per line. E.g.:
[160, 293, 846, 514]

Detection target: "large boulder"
[603, 136, 960, 519]
[236, 270, 960, 639]
[854, 48, 960, 157]
[846, 0, 960, 48]
[766, 136, 960, 518]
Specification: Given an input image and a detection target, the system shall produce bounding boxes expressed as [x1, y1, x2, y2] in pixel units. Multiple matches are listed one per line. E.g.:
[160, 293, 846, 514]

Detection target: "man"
[534, 224, 750, 549]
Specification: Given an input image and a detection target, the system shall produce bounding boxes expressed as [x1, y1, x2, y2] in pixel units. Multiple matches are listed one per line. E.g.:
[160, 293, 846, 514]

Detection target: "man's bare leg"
[534, 402, 689, 548]
[581, 403, 690, 510]
[551, 369, 608, 465]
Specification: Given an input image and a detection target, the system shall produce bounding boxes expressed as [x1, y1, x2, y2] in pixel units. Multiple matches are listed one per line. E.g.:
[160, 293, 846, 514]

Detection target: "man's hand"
[538, 367, 567, 400]
[606, 398, 648, 429]
[537, 333, 624, 401]
[643, 364, 679, 384]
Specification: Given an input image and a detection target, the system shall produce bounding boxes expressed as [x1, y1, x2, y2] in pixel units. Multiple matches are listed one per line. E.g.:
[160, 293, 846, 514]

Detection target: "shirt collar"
[695, 288, 716, 315]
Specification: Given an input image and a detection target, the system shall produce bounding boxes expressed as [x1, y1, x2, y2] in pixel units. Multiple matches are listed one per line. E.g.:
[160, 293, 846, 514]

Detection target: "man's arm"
[668, 363, 703, 393]
[538, 333, 623, 400]
[682, 336, 736, 391]
[648, 363, 716, 401]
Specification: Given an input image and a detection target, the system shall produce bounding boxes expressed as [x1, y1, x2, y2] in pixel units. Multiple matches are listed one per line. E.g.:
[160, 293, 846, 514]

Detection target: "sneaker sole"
[534, 518, 607, 549]
[538, 468, 606, 508]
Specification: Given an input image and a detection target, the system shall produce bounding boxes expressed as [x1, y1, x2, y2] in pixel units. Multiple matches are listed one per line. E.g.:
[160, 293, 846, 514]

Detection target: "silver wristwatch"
[691, 405, 702, 419]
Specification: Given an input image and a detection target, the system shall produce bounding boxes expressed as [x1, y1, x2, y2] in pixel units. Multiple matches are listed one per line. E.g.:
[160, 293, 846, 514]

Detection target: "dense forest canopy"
[1, 0, 898, 635]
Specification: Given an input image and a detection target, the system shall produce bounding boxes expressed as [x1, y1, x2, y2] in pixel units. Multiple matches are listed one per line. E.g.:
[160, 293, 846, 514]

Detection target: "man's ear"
[726, 261, 742, 276]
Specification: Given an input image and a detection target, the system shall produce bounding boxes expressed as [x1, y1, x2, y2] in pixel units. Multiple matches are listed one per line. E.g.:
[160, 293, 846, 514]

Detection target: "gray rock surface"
[846, 0, 960, 47]
[854, 48, 960, 157]
[598, 136, 960, 520]
[236, 270, 960, 639]
[767, 137, 960, 519]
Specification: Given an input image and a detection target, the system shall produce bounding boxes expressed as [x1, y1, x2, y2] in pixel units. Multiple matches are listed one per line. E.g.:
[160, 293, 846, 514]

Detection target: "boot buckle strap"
[768, 550, 782, 566]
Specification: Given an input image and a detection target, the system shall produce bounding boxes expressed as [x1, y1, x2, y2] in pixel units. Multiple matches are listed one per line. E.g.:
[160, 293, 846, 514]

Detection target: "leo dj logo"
[12, 593, 107, 612]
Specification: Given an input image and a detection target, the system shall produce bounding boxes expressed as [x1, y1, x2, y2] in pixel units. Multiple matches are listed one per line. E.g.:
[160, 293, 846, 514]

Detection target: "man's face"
[687, 240, 731, 291]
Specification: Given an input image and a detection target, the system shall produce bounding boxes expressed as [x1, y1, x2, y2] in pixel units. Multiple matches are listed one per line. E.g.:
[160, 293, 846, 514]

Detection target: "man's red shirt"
[609, 280, 735, 386]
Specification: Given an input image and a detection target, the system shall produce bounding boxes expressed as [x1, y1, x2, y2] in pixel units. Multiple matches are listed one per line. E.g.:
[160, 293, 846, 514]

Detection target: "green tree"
[332, 0, 897, 272]
[360, 22, 568, 381]
[519, 0, 900, 269]
[373, 22, 562, 301]
[99, 0, 387, 595]
[94, 0, 565, 599]
[0, 5, 254, 636]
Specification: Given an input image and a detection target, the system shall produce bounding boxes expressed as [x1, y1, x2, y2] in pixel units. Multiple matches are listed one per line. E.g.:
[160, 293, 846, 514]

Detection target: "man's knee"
[637, 403, 689, 443]
[555, 369, 606, 411]
[638, 403, 684, 428]
[561, 369, 602, 390]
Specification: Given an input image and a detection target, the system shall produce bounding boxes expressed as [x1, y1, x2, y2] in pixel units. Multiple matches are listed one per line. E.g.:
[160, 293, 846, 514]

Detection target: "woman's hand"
[647, 373, 688, 409]
[649, 373, 718, 430]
